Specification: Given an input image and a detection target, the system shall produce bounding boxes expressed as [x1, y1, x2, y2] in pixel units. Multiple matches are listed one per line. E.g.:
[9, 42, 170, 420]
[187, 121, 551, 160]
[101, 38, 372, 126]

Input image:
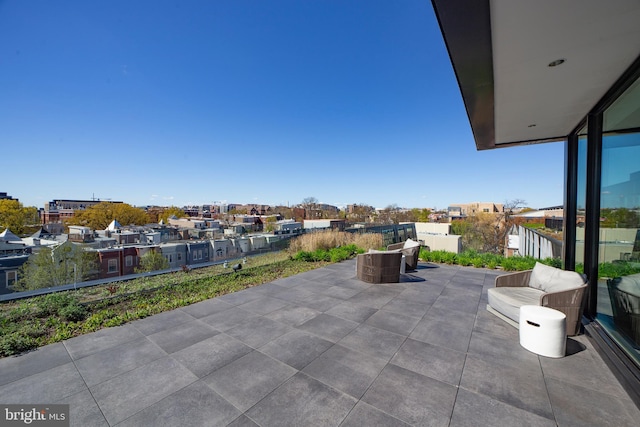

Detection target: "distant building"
[447, 202, 504, 220]
[0, 192, 17, 201]
[0, 229, 31, 294]
[42, 199, 123, 227]
[303, 219, 346, 231]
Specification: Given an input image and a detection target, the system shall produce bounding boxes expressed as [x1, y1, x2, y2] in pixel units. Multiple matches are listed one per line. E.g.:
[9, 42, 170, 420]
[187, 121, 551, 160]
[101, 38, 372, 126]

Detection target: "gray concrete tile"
[450, 388, 557, 427]
[294, 279, 335, 294]
[315, 284, 363, 300]
[302, 344, 387, 399]
[423, 305, 477, 330]
[298, 294, 346, 312]
[236, 295, 290, 315]
[0, 362, 86, 404]
[409, 318, 472, 353]
[116, 381, 240, 427]
[333, 278, 371, 292]
[539, 343, 629, 399]
[338, 324, 406, 361]
[546, 376, 640, 427]
[270, 275, 308, 288]
[390, 338, 466, 386]
[269, 287, 316, 303]
[251, 282, 289, 295]
[264, 304, 322, 326]
[0, 342, 71, 386]
[225, 316, 292, 348]
[130, 308, 196, 335]
[74, 337, 166, 386]
[146, 319, 218, 354]
[346, 286, 401, 309]
[179, 298, 235, 318]
[441, 284, 483, 300]
[325, 301, 377, 323]
[473, 307, 520, 340]
[258, 330, 333, 370]
[90, 356, 197, 425]
[380, 297, 431, 318]
[245, 373, 357, 427]
[395, 287, 441, 305]
[431, 292, 481, 314]
[227, 415, 260, 427]
[55, 389, 108, 427]
[340, 401, 411, 427]
[295, 268, 333, 281]
[467, 330, 539, 369]
[203, 350, 297, 412]
[200, 307, 259, 331]
[362, 364, 457, 427]
[216, 288, 263, 306]
[63, 324, 144, 360]
[296, 313, 359, 342]
[364, 309, 421, 336]
[460, 355, 554, 420]
[171, 333, 253, 378]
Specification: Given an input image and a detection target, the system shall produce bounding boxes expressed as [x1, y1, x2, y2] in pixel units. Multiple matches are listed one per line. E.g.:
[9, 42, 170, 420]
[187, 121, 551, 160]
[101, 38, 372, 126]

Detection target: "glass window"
[108, 259, 118, 273]
[7, 270, 17, 288]
[125, 255, 133, 267]
[597, 76, 640, 366]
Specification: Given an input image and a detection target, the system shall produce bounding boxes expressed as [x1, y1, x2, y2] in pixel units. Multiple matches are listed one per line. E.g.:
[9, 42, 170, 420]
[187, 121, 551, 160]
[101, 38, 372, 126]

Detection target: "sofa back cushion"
[614, 273, 640, 297]
[403, 238, 421, 249]
[528, 262, 586, 293]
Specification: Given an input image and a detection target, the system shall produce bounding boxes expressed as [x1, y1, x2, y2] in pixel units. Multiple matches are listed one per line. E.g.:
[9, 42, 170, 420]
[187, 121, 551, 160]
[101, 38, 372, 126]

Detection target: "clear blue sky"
[0, 0, 564, 211]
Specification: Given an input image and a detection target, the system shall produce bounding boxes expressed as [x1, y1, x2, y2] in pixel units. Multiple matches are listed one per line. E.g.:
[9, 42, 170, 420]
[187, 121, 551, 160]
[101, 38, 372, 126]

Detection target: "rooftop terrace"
[1, 260, 638, 426]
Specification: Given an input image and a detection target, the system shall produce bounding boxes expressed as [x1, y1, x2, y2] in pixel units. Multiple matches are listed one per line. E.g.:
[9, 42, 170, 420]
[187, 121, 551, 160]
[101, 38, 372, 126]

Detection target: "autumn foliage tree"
[451, 199, 526, 254]
[0, 199, 40, 235]
[65, 202, 150, 230]
[158, 206, 186, 224]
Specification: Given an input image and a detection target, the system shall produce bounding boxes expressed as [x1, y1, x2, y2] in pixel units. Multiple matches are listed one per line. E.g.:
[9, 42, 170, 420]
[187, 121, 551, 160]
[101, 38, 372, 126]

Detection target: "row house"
[96, 245, 151, 279]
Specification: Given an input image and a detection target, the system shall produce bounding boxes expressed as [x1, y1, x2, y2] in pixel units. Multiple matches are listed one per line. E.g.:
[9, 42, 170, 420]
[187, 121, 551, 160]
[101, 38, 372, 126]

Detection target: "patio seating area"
[1, 260, 639, 426]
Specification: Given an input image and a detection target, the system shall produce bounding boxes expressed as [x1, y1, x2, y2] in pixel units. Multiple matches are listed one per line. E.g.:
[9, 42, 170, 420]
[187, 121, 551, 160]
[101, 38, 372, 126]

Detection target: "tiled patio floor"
[1, 260, 639, 426]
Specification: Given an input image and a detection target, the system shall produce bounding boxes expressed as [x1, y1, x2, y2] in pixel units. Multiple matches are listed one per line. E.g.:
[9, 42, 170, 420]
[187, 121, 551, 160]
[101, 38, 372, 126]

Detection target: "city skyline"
[0, 1, 564, 211]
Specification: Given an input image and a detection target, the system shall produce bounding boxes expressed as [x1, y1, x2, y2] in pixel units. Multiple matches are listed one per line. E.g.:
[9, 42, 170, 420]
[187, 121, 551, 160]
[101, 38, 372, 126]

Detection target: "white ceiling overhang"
[432, 0, 640, 150]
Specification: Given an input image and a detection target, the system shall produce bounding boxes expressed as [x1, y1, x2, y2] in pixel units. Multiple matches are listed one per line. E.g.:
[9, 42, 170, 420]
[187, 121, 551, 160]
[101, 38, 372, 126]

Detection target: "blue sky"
[0, 0, 564, 211]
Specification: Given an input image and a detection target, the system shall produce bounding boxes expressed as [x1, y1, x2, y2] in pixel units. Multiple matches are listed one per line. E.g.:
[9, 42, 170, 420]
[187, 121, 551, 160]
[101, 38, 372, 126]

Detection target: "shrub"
[486, 259, 498, 269]
[501, 257, 518, 271]
[429, 250, 447, 263]
[471, 257, 484, 268]
[442, 252, 456, 265]
[456, 254, 472, 266]
[0, 333, 38, 357]
[59, 303, 87, 322]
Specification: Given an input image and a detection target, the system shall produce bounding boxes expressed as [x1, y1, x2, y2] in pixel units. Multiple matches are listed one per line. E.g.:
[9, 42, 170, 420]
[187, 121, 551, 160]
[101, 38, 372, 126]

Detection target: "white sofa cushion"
[528, 262, 585, 293]
[487, 287, 545, 322]
[403, 238, 420, 249]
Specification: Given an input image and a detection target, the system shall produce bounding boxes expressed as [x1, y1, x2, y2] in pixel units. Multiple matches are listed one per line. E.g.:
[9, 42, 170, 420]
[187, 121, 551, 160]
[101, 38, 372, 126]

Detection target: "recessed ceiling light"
[548, 59, 565, 67]
[528, 124, 536, 128]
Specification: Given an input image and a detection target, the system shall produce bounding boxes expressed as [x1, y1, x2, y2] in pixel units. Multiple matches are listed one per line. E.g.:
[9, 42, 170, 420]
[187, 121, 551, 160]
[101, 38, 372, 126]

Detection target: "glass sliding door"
[597, 77, 640, 365]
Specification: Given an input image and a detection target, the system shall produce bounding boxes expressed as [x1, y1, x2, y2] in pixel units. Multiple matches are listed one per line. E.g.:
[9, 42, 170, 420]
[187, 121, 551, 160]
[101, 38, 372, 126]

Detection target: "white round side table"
[519, 305, 566, 358]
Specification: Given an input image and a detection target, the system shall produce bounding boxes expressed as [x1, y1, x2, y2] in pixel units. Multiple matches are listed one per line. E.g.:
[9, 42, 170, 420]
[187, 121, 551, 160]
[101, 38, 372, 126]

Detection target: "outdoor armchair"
[356, 251, 403, 284]
[387, 238, 421, 271]
[487, 262, 588, 336]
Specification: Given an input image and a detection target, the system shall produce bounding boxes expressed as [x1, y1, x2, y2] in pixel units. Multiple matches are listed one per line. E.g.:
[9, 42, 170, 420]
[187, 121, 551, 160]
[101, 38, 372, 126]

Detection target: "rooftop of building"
[1, 260, 638, 425]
